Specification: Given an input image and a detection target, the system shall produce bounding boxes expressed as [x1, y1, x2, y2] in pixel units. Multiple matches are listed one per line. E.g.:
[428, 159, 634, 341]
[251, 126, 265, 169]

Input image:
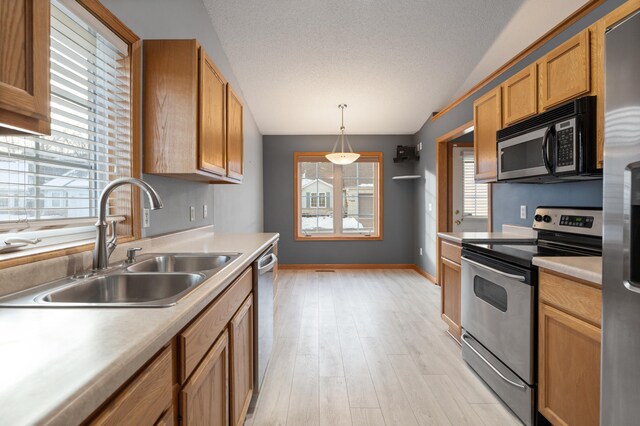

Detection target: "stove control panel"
[532, 207, 602, 237]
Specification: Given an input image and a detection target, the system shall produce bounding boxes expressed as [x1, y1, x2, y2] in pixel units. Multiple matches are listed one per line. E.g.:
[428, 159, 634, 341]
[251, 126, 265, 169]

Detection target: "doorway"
[451, 145, 489, 232]
[435, 120, 492, 284]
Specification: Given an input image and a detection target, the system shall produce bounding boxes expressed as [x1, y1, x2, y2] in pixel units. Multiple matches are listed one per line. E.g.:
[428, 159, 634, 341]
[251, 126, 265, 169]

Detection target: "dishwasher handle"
[258, 253, 277, 274]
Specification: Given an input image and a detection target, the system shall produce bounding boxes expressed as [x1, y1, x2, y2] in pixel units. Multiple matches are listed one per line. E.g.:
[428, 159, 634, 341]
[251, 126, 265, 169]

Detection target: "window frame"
[0, 0, 141, 269]
[294, 151, 383, 241]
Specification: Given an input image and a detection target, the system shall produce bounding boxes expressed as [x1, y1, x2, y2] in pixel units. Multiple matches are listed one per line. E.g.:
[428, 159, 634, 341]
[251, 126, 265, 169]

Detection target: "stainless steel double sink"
[0, 253, 241, 308]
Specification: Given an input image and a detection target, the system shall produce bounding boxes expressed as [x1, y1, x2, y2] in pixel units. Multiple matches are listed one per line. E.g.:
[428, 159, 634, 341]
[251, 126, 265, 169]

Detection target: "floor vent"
[315, 269, 336, 273]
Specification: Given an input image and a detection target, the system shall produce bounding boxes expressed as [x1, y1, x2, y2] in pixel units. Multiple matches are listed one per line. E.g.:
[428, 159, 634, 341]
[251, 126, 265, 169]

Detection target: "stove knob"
[534, 214, 543, 222]
[543, 215, 552, 223]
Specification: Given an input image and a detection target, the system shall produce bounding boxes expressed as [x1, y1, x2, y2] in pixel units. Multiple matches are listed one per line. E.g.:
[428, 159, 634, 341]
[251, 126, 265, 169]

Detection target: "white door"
[452, 147, 489, 232]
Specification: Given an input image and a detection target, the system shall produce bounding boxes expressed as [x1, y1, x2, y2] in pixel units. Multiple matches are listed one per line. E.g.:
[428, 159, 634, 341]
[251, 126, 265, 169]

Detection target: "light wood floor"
[246, 269, 521, 426]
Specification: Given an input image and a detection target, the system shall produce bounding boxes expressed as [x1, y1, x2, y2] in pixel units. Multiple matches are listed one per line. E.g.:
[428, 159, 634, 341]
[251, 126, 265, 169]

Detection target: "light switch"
[520, 205, 527, 220]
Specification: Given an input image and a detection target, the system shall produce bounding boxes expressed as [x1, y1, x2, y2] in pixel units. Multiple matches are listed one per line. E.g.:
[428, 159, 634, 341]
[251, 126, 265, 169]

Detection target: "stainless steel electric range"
[460, 207, 602, 426]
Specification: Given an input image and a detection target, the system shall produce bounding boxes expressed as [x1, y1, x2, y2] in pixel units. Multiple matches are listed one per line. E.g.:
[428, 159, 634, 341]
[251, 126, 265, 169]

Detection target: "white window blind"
[0, 0, 132, 246]
[463, 154, 489, 217]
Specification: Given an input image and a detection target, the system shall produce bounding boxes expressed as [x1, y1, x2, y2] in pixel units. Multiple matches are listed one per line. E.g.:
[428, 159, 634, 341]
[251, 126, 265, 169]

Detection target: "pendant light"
[326, 104, 360, 165]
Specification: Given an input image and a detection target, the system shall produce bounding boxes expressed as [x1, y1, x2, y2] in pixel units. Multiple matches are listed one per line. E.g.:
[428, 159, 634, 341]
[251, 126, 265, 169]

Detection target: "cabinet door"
[440, 257, 461, 341]
[539, 303, 600, 426]
[180, 331, 229, 426]
[502, 63, 537, 126]
[226, 84, 243, 181]
[199, 49, 227, 176]
[230, 295, 254, 426]
[91, 346, 173, 425]
[0, 0, 50, 134]
[539, 30, 590, 110]
[473, 86, 501, 182]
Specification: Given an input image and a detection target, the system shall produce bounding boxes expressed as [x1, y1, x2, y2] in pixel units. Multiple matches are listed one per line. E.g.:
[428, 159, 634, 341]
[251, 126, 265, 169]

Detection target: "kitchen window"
[0, 0, 140, 262]
[463, 153, 489, 217]
[295, 152, 383, 240]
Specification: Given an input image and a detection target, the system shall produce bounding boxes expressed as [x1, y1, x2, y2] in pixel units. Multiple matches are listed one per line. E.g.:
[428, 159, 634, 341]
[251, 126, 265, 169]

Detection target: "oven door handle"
[461, 256, 526, 282]
[461, 333, 527, 390]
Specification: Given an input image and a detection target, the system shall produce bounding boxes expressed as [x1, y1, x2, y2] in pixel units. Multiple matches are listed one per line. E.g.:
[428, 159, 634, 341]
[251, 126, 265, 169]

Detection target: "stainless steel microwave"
[496, 96, 601, 183]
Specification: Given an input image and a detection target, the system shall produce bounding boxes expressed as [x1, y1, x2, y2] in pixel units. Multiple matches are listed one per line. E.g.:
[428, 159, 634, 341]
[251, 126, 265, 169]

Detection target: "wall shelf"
[392, 175, 421, 180]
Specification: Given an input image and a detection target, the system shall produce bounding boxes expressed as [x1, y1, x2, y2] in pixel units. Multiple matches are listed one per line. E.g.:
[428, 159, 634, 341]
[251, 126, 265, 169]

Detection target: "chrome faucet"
[93, 178, 163, 270]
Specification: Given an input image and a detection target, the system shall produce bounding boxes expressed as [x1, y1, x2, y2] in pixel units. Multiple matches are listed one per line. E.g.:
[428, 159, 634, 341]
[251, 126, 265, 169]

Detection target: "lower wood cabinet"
[440, 240, 462, 342]
[89, 346, 173, 425]
[180, 331, 230, 426]
[230, 295, 254, 426]
[538, 269, 601, 426]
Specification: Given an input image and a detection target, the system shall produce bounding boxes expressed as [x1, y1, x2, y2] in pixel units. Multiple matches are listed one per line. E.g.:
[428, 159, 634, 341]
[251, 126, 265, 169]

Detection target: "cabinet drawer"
[539, 270, 601, 326]
[90, 346, 172, 425]
[441, 240, 462, 264]
[179, 267, 252, 383]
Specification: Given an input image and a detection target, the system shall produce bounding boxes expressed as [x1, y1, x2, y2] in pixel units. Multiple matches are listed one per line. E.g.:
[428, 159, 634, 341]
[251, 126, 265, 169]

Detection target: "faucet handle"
[126, 247, 142, 264]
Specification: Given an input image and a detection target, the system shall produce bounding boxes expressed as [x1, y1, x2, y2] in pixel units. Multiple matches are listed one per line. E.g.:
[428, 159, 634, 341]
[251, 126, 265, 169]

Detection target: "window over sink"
[0, 0, 140, 263]
[294, 152, 383, 240]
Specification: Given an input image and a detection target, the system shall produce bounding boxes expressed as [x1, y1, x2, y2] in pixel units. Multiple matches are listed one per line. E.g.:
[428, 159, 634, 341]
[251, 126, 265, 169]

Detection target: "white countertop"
[437, 231, 537, 244]
[533, 256, 602, 286]
[0, 230, 279, 425]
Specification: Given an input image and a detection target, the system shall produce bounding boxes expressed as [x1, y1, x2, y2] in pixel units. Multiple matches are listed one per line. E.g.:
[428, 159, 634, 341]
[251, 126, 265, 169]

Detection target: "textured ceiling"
[203, 0, 526, 135]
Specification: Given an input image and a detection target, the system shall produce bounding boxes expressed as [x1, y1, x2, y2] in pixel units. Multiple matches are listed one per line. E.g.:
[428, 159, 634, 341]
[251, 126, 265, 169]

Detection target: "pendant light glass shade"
[326, 104, 360, 165]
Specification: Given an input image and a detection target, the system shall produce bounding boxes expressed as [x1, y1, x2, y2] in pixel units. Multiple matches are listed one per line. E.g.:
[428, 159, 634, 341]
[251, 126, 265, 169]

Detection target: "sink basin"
[126, 254, 236, 273]
[34, 273, 204, 307]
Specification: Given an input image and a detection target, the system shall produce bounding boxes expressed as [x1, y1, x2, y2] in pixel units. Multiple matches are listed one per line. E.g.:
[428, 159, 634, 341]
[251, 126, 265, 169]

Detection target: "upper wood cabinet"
[143, 39, 243, 183]
[538, 29, 590, 110]
[200, 50, 227, 176]
[473, 86, 501, 182]
[0, 0, 51, 135]
[226, 84, 244, 181]
[502, 63, 537, 126]
[230, 294, 254, 426]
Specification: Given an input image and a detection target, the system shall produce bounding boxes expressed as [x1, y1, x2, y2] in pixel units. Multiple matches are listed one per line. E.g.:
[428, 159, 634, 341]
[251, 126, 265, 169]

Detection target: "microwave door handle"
[542, 126, 553, 173]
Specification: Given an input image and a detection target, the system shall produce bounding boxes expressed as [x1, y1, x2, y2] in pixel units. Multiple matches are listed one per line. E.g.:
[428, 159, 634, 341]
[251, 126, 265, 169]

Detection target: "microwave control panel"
[556, 127, 574, 167]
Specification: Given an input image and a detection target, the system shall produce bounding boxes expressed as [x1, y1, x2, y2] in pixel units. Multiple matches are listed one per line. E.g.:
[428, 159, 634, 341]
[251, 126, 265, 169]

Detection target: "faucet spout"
[93, 178, 163, 270]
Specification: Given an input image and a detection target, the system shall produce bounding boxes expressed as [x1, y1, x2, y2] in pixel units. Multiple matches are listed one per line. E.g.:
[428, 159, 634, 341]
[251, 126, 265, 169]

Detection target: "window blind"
[463, 155, 489, 217]
[0, 0, 132, 245]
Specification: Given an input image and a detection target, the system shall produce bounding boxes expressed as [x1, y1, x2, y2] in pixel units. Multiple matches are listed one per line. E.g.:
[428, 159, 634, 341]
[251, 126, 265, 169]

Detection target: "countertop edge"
[437, 231, 537, 244]
[48, 233, 280, 426]
[533, 256, 602, 286]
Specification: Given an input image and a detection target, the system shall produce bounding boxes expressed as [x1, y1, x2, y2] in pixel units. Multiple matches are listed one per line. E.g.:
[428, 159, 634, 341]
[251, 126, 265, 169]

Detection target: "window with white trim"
[463, 153, 489, 217]
[0, 0, 135, 252]
[296, 153, 382, 240]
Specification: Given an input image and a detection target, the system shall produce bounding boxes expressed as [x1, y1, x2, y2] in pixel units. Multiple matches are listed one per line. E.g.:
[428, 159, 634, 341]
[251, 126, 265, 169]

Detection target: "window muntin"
[0, 0, 134, 250]
[463, 154, 489, 218]
[296, 153, 382, 239]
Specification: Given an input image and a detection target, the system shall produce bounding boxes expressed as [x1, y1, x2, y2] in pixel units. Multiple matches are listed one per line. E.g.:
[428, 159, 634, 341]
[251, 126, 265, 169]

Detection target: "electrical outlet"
[428, 203, 433, 212]
[190, 206, 195, 222]
[143, 208, 150, 228]
[203, 205, 208, 218]
[419, 247, 423, 256]
[520, 205, 527, 220]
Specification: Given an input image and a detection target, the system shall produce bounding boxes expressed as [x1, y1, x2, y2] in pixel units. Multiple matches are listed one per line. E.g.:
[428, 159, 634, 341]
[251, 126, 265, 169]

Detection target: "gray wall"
[263, 135, 415, 264]
[413, 0, 624, 276]
[102, 0, 263, 236]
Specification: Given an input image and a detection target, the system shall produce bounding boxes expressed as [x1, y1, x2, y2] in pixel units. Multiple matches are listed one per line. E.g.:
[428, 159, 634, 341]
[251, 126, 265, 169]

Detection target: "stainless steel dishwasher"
[250, 245, 277, 408]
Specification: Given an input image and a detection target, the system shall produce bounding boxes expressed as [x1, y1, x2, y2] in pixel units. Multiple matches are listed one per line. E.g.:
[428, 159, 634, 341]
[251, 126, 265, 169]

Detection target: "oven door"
[498, 126, 551, 181]
[460, 251, 534, 383]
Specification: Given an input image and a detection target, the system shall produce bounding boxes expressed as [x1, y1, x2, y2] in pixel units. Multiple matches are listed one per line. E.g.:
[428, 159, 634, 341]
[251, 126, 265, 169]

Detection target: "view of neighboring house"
[0, 160, 95, 222]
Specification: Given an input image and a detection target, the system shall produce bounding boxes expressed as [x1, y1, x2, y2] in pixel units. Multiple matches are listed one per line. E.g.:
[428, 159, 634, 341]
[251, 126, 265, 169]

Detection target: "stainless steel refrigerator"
[602, 10, 640, 425]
